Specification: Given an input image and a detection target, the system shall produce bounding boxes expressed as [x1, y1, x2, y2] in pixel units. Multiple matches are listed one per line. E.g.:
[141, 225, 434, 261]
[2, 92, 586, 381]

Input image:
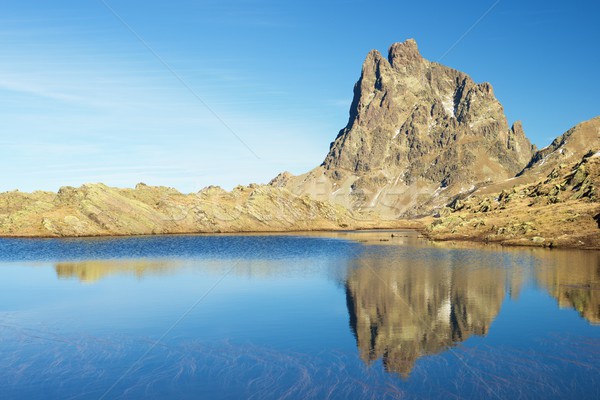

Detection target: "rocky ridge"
[519, 116, 600, 177]
[0, 183, 408, 237]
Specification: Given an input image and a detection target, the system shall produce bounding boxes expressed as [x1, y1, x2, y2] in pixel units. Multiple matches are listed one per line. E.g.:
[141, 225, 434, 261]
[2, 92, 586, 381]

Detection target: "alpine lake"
[1, 230, 598, 399]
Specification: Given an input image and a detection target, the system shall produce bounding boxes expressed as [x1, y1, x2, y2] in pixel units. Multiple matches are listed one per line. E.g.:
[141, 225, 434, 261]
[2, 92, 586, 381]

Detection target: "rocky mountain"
[272, 39, 535, 218]
[0, 39, 597, 246]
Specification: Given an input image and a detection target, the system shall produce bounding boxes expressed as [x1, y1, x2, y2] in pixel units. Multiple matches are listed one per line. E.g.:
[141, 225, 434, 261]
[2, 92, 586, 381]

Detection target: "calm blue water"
[0, 231, 598, 399]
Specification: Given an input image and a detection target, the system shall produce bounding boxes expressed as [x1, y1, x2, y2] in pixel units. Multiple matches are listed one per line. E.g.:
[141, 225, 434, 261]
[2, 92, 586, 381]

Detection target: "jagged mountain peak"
[388, 38, 423, 69]
[277, 39, 535, 217]
[322, 39, 533, 178]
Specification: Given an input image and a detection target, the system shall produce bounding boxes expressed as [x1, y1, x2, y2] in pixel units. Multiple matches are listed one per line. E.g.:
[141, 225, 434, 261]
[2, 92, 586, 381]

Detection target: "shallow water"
[0, 231, 598, 399]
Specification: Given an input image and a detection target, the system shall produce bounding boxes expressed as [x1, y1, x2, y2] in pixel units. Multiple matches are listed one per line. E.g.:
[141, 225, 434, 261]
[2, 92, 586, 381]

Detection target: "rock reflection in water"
[536, 251, 600, 325]
[55, 260, 180, 283]
[345, 253, 521, 377]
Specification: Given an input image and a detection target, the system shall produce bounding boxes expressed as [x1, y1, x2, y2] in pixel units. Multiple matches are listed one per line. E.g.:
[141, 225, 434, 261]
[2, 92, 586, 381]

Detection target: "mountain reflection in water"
[55, 260, 179, 282]
[535, 250, 600, 325]
[345, 256, 513, 376]
[52, 239, 600, 378]
[344, 248, 599, 376]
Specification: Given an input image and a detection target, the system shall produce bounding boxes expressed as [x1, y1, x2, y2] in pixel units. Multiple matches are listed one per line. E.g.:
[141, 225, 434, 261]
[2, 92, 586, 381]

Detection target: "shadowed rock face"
[274, 39, 534, 218]
[344, 257, 514, 377]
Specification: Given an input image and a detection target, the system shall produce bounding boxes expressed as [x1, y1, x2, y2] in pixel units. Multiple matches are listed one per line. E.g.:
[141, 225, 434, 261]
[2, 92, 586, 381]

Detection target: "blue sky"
[1, 0, 598, 192]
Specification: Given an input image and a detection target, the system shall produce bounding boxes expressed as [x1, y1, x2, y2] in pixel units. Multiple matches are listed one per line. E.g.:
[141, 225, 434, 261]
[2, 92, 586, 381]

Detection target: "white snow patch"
[592, 151, 600, 158]
[431, 186, 448, 198]
[428, 119, 438, 131]
[538, 152, 552, 166]
[442, 95, 455, 118]
[369, 188, 384, 207]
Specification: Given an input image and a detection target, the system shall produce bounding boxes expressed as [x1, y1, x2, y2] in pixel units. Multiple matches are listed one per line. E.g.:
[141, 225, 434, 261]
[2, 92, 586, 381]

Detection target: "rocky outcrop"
[426, 147, 600, 249]
[518, 116, 600, 177]
[273, 39, 534, 218]
[0, 183, 405, 237]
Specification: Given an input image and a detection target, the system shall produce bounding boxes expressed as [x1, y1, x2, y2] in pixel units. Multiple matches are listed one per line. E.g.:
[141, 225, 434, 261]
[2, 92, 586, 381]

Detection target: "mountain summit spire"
[388, 38, 423, 69]
[273, 39, 535, 217]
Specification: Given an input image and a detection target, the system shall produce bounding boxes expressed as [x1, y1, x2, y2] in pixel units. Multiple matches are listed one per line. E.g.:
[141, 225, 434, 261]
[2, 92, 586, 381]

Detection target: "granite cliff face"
[273, 39, 534, 217]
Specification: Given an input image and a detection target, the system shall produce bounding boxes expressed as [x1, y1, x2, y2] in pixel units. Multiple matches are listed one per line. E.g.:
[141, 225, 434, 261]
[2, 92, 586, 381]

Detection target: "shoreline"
[421, 233, 600, 251]
[2, 224, 599, 251]
[0, 221, 424, 240]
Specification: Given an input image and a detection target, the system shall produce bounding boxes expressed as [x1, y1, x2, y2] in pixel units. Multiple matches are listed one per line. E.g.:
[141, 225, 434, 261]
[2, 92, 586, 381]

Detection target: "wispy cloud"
[2, 141, 103, 156]
[0, 78, 84, 103]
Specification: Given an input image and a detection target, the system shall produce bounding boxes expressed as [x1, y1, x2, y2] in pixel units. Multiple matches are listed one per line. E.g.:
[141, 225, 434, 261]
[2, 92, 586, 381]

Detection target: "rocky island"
[1, 39, 598, 248]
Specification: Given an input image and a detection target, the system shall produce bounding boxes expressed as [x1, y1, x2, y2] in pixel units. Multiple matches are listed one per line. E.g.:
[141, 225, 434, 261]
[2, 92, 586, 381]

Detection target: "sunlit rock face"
[518, 116, 600, 178]
[0, 183, 361, 237]
[345, 257, 519, 376]
[426, 137, 600, 249]
[274, 39, 534, 218]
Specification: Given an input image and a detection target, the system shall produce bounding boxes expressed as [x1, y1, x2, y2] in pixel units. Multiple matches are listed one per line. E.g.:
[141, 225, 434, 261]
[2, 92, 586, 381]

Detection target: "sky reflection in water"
[0, 231, 598, 399]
